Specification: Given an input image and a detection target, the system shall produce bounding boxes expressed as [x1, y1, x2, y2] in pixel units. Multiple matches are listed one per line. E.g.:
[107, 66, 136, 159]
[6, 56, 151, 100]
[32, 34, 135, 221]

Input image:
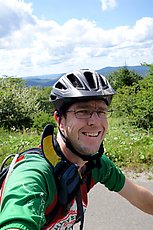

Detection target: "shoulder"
[92, 154, 125, 192]
[2, 153, 57, 207]
[5, 153, 56, 193]
[14, 151, 54, 170]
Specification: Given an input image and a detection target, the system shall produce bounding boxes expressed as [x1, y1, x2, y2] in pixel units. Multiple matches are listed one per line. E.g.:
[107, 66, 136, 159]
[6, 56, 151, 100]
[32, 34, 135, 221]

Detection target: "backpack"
[0, 147, 42, 189]
[0, 124, 93, 229]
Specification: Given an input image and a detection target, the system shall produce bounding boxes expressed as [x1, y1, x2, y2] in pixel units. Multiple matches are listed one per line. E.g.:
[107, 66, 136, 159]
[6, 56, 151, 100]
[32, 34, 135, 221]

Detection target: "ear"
[54, 111, 60, 123]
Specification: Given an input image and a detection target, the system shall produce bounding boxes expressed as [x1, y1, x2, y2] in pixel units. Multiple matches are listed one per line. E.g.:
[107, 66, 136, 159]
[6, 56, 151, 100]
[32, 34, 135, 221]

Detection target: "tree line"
[0, 64, 153, 133]
[109, 64, 153, 132]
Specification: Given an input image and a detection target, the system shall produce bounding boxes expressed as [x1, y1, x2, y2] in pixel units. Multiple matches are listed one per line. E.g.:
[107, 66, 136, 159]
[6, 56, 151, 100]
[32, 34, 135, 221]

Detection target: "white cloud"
[100, 0, 117, 11]
[0, 0, 35, 37]
[0, 0, 153, 77]
[126, 17, 153, 42]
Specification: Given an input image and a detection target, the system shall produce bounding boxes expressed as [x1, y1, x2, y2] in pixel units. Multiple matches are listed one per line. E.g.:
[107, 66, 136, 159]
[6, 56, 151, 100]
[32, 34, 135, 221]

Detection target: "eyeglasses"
[66, 109, 112, 119]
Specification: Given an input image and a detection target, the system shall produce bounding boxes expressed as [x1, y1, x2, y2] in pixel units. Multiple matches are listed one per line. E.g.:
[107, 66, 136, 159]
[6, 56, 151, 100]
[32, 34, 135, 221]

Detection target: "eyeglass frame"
[66, 109, 113, 119]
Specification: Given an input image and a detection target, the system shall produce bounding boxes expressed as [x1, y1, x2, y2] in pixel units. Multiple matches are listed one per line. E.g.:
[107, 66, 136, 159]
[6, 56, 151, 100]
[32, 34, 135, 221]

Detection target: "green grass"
[0, 117, 153, 172]
[0, 129, 41, 164]
[104, 117, 153, 172]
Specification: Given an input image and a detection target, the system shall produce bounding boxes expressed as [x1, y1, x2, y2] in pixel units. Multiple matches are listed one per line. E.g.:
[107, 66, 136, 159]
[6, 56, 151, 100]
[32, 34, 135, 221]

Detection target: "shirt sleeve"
[0, 154, 57, 230]
[92, 154, 125, 192]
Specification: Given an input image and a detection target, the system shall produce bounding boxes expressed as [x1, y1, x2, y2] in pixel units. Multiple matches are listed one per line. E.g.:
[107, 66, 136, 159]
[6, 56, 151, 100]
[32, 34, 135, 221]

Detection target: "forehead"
[70, 100, 107, 109]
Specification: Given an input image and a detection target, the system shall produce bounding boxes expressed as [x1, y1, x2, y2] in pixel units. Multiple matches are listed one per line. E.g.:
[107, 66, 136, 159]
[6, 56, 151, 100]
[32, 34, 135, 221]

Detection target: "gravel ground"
[123, 169, 153, 182]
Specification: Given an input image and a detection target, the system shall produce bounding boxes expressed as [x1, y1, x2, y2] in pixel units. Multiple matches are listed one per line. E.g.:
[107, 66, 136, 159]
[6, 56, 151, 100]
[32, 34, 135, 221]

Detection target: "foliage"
[31, 86, 56, 132]
[130, 76, 153, 130]
[0, 77, 39, 130]
[108, 66, 143, 90]
[0, 77, 54, 131]
[142, 63, 153, 76]
[36, 86, 53, 113]
[112, 74, 153, 131]
[32, 111, 57, 133]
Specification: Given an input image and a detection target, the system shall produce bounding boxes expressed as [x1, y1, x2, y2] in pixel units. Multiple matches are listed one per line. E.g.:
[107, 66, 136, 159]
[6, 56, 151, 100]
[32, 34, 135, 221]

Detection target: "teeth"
[84, 132, 99, 137]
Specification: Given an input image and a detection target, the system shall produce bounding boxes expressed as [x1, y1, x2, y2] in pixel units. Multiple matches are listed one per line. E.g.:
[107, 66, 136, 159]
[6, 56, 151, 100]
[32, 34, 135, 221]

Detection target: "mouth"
[82, 131, 101, 137]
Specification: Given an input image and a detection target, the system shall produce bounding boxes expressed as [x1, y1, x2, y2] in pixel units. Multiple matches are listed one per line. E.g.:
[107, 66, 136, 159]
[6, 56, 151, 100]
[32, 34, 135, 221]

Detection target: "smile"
[83, 131, 101, 137]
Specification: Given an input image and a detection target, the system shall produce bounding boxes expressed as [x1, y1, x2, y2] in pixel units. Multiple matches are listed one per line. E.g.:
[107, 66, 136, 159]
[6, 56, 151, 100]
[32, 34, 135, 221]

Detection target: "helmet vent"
[55, 82, 67, 90]
[99, 74, 108, 89]
[84, 71, 96, 89]
[66, 74, 83, 88]
[50, 95, 56, 100]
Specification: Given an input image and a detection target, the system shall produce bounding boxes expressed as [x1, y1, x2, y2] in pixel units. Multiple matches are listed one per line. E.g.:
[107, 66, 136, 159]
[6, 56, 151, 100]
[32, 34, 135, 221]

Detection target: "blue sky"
[25, 0, 153, 28]
[0, 0, 153, 77]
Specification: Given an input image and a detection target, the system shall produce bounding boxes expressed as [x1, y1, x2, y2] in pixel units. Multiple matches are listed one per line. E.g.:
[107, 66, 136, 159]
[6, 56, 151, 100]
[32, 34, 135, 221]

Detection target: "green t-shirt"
[0, 153, 125, 230]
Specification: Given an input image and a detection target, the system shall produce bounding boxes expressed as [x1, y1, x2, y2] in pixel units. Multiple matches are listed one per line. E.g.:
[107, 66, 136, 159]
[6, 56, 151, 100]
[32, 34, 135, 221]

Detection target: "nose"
[91, 111, 99, 119]
[87, 111, 100, 125]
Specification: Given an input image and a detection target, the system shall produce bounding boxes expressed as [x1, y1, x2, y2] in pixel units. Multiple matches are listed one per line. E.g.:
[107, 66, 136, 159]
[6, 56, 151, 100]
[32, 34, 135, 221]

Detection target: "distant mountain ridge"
[23, 65, 150, 87]
[97, 65, 149, 77]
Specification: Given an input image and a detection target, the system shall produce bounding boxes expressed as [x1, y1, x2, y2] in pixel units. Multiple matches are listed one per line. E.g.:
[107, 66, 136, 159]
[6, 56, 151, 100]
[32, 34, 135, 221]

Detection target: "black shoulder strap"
[76, 189, 84, 230]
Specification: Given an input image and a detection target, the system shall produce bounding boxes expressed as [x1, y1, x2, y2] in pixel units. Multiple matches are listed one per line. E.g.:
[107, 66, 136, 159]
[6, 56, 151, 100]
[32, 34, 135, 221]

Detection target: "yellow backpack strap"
[41, 124, 61, 167]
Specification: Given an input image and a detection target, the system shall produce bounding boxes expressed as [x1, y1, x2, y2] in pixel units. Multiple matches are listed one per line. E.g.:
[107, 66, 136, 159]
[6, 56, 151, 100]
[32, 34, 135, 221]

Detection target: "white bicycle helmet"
[50, 69, 115, 112]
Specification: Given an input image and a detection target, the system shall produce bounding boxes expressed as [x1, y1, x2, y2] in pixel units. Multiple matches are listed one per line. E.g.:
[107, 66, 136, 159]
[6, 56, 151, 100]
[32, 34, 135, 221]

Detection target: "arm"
[0, 154, 56, 230]
[118, 176, 153, 215]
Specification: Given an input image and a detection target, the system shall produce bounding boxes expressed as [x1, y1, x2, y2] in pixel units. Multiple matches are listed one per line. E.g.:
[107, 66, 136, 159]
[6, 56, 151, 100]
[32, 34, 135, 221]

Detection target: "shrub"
[112, 75, 153, 132]
[0, 77, 39, 130]
[36, 87, 53, 113]
[108, 66, 143, 90]
[32, 111, 57, 133]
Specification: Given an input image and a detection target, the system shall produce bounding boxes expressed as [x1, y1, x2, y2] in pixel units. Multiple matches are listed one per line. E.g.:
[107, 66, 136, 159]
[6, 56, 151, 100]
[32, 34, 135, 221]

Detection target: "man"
[0, 69, 153, 230]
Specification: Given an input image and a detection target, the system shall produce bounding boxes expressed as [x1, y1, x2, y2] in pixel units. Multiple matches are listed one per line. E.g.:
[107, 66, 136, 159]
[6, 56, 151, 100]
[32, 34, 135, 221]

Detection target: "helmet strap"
[58, 128, 104, 162]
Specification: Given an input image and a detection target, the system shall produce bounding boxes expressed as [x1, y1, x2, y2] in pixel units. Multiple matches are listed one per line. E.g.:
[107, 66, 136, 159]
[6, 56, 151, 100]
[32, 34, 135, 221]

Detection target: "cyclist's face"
[60, 100, 108, 155]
